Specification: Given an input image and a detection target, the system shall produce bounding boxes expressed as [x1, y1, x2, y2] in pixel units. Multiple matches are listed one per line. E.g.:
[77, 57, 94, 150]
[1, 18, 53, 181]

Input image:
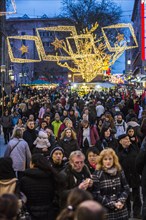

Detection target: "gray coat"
[4, 138, 31, 171]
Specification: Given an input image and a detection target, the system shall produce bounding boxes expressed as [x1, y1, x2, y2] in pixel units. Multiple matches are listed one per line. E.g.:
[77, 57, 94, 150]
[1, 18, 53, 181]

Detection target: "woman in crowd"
[4, 128, 31, 180]
[92, 148, 129, 220]
[58, 118, 73, 138]
[12, 118, 25, 136]
[96, 126, 118, 152]
[96, 118, 103, 137]
[127, 126, 141, 148]
[85, 147, 100, 174]
[58, 128, 79, 160]
[102, 112, 116, 133]
[78, 119, 99, 155]
[37, 120, 48, 132]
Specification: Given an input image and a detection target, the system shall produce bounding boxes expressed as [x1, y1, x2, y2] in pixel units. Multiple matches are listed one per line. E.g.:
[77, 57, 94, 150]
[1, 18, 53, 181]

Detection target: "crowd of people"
[0, 86, 146, 220]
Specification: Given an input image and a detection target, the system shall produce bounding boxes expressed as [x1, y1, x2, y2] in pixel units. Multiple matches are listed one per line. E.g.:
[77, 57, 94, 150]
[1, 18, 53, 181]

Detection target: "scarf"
[64, 137, 72, 142]
[104, 167, 118, 176]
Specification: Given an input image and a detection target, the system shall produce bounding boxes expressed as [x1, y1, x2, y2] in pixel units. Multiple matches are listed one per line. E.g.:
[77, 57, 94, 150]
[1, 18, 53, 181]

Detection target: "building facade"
[5, 15, 75, 85]
[126, 0, 146, 83]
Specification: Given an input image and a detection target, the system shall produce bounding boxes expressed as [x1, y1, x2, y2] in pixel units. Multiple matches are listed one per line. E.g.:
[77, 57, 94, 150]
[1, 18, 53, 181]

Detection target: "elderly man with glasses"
[59, 150, 93, 208]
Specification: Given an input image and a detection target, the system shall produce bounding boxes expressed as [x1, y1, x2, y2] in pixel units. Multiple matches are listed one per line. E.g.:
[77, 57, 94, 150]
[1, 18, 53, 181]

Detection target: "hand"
[42, 148, 48, 152]
[78, 180, 89, 190]
[114, 201, 124, 209]
[86, 178, 93, 187]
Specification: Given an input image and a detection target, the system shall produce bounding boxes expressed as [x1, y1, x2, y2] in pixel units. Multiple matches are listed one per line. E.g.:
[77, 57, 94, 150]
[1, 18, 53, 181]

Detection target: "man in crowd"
[59, 150, 93, 208]
[23, 119, 38, 153]
[116, 134, 142, 218]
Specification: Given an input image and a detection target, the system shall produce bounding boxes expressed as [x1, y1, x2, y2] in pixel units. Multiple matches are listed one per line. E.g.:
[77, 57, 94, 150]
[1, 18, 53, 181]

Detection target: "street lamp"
[0, 65, 6, 116]
[19, 72, 23, 85]
[127, 59, 131, 65]
[24, 72, 27, 84]
[8, 69, 14, 107]
[9, 69, 14, 81]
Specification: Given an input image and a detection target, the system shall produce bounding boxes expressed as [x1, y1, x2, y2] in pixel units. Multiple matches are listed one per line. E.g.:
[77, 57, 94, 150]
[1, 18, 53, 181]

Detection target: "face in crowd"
[52, 150, 64, 164]
[44, 116, 51, 124]
[127, 128, 135, 137]
[102, 154, 114, 169]
[65, 129, 72, 138]
[41, 121, 48, 129]
[116, 115, 123, 124]
[70, 155, 85, 173]
[88, 152, 98, 165]
[104, 128, 111, 138]
[27, 121, 35, 130]
[119, 136, 131, 148]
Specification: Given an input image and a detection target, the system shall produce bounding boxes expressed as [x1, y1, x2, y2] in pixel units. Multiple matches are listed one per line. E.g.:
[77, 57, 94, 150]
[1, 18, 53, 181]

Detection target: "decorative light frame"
[0, 0, 16, 16]
[36, 26, 77, 61]
[7, 35, 42, 63]
[101, 23, 138, 52]
[66, 34, 97, 58]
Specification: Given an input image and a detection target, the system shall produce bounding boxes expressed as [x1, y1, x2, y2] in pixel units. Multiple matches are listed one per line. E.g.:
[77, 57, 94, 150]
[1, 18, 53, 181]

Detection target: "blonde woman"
[92, 148, 129, 220]
[58, 128, 79, 160]
[58, 118, 73, 138]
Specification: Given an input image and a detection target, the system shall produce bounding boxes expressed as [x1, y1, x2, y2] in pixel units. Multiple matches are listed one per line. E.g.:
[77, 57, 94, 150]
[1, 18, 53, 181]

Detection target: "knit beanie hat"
[50, 146, 64, 158]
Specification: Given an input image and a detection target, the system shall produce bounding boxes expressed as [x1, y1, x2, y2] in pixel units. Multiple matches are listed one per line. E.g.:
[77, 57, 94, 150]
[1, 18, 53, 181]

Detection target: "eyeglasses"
[74, 161, 84, 165]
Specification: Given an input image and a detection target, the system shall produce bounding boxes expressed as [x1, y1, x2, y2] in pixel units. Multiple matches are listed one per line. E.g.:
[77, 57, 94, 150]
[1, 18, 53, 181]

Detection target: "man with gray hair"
[59, 150, 93, 208]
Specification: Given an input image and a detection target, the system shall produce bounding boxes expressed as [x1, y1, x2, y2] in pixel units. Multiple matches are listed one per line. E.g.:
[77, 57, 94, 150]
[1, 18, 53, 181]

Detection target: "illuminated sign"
[141, 0, 146, 60]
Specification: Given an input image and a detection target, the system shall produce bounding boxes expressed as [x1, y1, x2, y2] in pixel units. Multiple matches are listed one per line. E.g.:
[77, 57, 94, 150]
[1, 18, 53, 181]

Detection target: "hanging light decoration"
[51, 23, 138, 82]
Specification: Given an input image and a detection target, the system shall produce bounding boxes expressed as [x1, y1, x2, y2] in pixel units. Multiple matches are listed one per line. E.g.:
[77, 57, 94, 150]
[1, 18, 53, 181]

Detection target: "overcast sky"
[8, 0, 135, 74]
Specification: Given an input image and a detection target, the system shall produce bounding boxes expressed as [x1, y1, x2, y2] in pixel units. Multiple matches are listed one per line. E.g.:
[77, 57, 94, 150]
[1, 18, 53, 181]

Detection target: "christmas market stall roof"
[30, 79, 51, 85]
[23, 79, 58, 88]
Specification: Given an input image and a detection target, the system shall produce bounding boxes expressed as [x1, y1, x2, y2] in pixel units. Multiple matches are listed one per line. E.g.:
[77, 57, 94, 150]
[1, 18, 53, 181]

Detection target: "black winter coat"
[136, 148, 146, 196]
[59, 164, 91, 208]
[58, 138, 79, 159]
[116, 144, 141, 188]
[20, 168, 55, 220]
[96, 137, 119, 153]
[23, 128, 38, 153]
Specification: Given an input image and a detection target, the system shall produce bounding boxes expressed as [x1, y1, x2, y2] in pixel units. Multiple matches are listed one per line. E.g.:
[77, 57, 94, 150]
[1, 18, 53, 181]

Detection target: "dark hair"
[0, 194, 18, 220]
[0, 158, 15, 180]
[57, 189, 93, 220]
[31, 154, 63, 180]
[100, 126, 110, 139]
[86, 147, 99, 158]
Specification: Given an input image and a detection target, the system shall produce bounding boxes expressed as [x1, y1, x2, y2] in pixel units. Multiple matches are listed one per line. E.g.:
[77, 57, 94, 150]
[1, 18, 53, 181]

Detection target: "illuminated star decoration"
[116, 33, 124, 42]
[19, 45, 29, 54]
[51, 38, 64, 50]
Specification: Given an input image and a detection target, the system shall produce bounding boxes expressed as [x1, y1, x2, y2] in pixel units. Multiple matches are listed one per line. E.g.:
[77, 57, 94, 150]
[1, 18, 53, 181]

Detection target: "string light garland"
[101, 23, 138, 52]
[51, 23, 138, 82]
[0, 0, 16, 16]
[6, 22, 138, 82]
[36, 26, 77, 61]
[7, 35, 42, 63]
